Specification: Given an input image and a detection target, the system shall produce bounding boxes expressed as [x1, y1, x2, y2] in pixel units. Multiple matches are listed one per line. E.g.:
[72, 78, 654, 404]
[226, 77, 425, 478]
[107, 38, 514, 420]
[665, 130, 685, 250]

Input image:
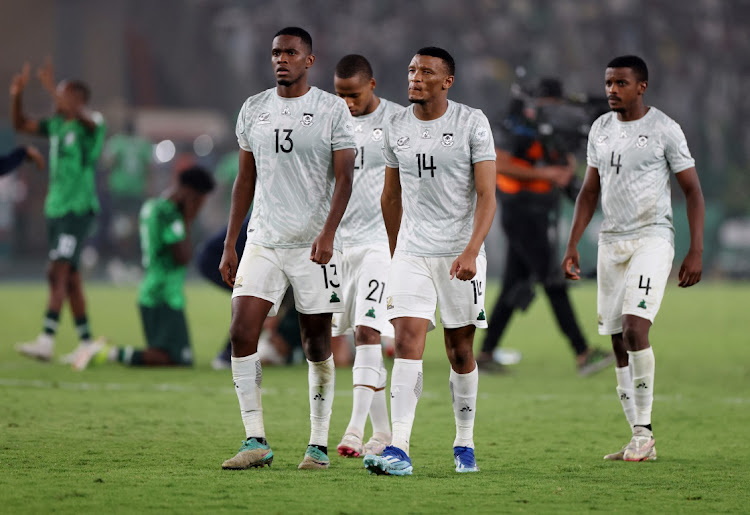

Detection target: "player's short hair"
[335, 54, 373, 80]
[66, 80, 91, 103]
[415, 46, 455, 76]
[274, 27, 313, 53]
[179, 166, 216, 194]
[607, 55, 648, 82]
[535, 78, 563, 99]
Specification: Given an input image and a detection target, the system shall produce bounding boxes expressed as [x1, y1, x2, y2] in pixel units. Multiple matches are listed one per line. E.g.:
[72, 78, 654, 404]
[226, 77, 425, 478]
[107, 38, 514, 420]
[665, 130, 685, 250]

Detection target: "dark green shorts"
[139, 303, 193, 366]
[46, 212, 96, 267]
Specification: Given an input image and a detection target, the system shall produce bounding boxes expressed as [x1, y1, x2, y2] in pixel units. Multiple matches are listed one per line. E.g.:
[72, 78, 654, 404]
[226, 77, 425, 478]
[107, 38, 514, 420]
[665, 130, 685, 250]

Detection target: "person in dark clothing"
[0, 145, 45, 176]
[478, 78, 614, 376]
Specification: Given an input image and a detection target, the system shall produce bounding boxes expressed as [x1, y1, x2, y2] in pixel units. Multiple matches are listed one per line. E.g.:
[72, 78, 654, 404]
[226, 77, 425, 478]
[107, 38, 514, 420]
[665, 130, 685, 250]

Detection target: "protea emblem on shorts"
[234, 276, 243, 288]
[386, 296, 394, 310]
[365, 307, 376, 318]
[330, 292, 340, 303]
[477, 309, 486, 321]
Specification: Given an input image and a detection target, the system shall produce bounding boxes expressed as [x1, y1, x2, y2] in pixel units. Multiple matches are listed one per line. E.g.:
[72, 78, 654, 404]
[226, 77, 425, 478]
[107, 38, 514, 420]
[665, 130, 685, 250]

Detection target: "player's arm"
[496, 148, 573, 187]
[561, 165, 601, 280]
[450, 160, 497, 281]
[10, 63, 41, 135]
[170, 230, 192, 266]
[219, 149, 256, 287]
[310, 147, 354, 264]
[675, 167, 704, 287]
[381, 166, 402, 258]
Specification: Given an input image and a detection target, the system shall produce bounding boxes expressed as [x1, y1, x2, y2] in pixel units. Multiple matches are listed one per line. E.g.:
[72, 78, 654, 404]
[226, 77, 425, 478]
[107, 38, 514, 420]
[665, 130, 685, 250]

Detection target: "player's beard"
[408, 97, 426, 105]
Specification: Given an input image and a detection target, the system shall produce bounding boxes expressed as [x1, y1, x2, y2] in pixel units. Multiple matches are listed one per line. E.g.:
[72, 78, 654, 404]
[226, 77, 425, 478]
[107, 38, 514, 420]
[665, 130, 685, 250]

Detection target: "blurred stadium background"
[1, 0, 748, 280]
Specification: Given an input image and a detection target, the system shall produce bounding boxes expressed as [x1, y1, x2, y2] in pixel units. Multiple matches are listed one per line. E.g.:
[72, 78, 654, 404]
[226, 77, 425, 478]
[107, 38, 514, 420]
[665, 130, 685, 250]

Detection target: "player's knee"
[622, 323, 648, 350]
[355, 326, 380, 347]
[229, 319, 259, 354]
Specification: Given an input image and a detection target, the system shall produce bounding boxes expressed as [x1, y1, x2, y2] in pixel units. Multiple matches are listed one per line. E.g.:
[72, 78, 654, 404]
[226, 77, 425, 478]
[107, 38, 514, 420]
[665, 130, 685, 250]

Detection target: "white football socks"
[450, 366, 478, 449]
[308, 355, 335, 448]
[390, 358, 423, 455]
[629, 347, 655, 427]
[615, 365, 637, 429]
[346, 344, 381, 438]
[369, 355, 391, 437]
[232, 353, 265, 439]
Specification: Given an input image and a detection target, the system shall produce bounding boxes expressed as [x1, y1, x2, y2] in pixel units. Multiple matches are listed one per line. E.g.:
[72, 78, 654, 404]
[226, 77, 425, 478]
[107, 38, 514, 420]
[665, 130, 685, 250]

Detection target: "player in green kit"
[73, 166, 216, 369]
[11, 60, 107, 363]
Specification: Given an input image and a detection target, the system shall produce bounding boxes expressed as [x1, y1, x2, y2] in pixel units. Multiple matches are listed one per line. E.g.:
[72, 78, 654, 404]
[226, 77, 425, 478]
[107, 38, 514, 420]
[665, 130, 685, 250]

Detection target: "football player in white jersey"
[363, 47, 497, 476]
[331, 54, 404, 459]
[219, 27, 356, 471]
[562, 55, 704, 462]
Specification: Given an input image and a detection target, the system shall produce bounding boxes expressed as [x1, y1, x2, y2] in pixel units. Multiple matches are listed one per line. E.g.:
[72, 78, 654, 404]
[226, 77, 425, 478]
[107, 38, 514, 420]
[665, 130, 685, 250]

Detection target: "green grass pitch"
[1, 281, 748, 513]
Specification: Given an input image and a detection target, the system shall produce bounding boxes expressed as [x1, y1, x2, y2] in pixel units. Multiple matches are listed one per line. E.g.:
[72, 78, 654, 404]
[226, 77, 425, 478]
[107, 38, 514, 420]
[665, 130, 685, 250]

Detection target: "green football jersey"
[138, 197, 187, 309]
[105, 133, 152, 197]
[39, 113, 106, 217]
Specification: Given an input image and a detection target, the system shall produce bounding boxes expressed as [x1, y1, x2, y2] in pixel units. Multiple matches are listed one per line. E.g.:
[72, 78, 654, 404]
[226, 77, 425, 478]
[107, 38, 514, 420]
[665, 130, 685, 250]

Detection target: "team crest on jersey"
[637, 135, 649, 148]
[64, 132, 76, 146]
[596, 135, 609, 145]
[474, 128, 488, 142]
[281, 106, 291, 116]
[372, 128, 383, 141]
[421, 128, 432, 139]
[396, 136, 410, 150]
[441, 133, 454, 147]
[257, 112, 271, 125]
[301, 113, 314, 126]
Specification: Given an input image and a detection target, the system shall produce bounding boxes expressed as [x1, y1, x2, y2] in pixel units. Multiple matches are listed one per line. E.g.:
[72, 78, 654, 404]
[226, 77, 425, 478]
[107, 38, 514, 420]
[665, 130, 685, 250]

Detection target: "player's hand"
[219, 246, 238, 288]
[561, 247, 581, 280]
[450, 250, 478, 281]
[25, 145, 45, 170]
[678, 249, 702, 288]
[37, 56, 57, 95]
[10, 63, 31, 96]
[310, 230, 334, 264]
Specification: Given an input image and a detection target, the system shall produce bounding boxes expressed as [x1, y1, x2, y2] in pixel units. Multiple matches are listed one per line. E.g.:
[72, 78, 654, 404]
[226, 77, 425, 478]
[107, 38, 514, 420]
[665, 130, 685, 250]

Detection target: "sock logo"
[636, 381, 648, 389]
[460, 405, 473, 412]
[313, 393, 325, 401]
[620, 393, 630, 400]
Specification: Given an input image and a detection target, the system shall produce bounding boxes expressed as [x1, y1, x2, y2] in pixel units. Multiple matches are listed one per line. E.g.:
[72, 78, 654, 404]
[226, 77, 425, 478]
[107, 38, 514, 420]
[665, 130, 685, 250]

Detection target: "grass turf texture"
[0, 281, 748, 513]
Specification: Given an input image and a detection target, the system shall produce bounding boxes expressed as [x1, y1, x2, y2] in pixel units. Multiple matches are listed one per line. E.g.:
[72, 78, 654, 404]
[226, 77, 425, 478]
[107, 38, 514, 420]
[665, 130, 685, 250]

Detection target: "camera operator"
[477, 78, 613, 376]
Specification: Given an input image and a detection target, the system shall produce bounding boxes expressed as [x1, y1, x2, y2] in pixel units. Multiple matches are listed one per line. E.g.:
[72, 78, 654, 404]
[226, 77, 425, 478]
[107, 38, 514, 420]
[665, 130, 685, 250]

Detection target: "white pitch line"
[0, 378, 748, 404]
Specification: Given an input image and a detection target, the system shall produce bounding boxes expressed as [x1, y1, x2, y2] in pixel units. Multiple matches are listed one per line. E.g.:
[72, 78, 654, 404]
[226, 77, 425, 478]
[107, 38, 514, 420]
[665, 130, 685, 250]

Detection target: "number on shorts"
[638, 275, 652, 295]
[471, 279, 483, 305]
[366, 279, 386, 304]
[57, 234, 77, 258]
[320, 264, 340, 288]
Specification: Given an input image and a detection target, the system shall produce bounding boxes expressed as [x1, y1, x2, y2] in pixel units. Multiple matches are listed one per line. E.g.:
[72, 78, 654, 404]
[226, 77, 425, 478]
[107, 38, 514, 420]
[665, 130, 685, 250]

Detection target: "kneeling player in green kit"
[73, 166, 216, 369]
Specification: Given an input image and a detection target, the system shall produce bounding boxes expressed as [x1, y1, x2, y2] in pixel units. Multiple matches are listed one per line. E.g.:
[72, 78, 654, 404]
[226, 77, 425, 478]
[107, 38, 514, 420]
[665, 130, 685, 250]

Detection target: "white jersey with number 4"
[382, 100, 495, 257]
[586, 107, 695, 246]
[338, 98, 404, 248]
[235, 86, 356, 249]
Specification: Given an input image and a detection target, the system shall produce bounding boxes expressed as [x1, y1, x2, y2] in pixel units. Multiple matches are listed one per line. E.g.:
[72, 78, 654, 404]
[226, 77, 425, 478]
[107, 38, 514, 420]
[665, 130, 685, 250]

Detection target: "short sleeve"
[162, 214, 186, 245]
[664, 122, 695, 174]
[586, 120, 600, 168]
[330, 98, 356, 151]
[236, 100, 252, 152]
[469, 110, 496, 164]
[85, 112, 107, 165]
[381, 123, 399, 168]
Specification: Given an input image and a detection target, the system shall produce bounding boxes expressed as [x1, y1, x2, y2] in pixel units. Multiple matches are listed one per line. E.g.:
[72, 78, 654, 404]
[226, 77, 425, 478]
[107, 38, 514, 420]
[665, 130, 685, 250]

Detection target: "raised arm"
[381, 166, 402, 258]
[310, 147, 355, 264]
[450, 160, 497, 281]
[674, 167, 704, 287]
[10, 63, 40, 135]
[561, 165, 601, 280]
[219, 149, 256, 287]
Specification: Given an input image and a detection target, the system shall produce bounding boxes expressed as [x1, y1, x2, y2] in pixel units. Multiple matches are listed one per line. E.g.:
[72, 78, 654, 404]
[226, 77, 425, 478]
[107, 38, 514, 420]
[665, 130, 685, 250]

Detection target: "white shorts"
[232, 243, 345, 317]
[332, 244, 395, 338]
[386, 252, 487, 331]
[597, 236, 674, 335]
